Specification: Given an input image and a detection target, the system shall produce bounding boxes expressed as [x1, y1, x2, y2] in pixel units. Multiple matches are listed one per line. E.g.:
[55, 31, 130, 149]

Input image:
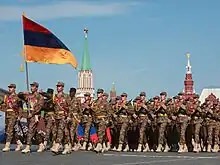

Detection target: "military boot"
[143, 143, 150, 152]
[15, 140, 23, 151]
[116, 144, 123, 152]
[164, 144, 170, 152]
[123, 144, 129, 152]
[212, 144, 219, 153]
[207, 144, 212, 152]
[37, 143, 45, 152]
[87, 142, 93, 151]
[112, 146, 117, 151]
[94, 143, 102, 152]
[183, 144, 188, 152]
[156, 144, 162, 152]
[62, 144, 70, 155]
[21, 145, 31, 153]
[106, 142, 111, 151]
[50, 141, 56, 151]
[51, 143, 60, 154]
[73, 142, 81, 151]
[101, 143, 107, 153]
[81, 142, 87, 150]
[2, 142, 10, 152]
[178, 144, 184, 153]
[137, 144, 142, 152]
[193, 143, 198, 153]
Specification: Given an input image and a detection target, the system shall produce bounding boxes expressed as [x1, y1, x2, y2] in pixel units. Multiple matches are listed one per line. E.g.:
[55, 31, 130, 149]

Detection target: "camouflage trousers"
[26, 117, 37, 145]
[82, 115, 93, 142]
[193, 118, 203, 144]
[64, 117, 79, 145]
[117, 116, 129, 144]
[138, 116, 148, 144]
[158, 122, 168, 145]
[5, 117, 19, 143]
[177, 116, 189, 145]
[96, 118, 107, 143]
[44, 114, 56, 143]
[55, 118, 66, 144]
[207, 121, 219, 145]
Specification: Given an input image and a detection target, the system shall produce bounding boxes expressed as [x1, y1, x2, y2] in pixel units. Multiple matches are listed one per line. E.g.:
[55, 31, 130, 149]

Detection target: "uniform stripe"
[24, 30, 69, 50]
[22, 16, 51, 34]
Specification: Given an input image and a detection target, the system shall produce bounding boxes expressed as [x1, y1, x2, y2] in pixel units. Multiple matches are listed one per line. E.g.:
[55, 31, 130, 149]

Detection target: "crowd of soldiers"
[0, 81, 220, 155]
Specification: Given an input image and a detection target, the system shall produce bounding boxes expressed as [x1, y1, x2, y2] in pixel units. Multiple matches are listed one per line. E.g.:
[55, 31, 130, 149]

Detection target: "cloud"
[0, 1, 139, 21]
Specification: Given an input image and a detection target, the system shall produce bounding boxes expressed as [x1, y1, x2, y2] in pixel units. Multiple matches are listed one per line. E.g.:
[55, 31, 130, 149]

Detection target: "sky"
[0, 0, 220, 99]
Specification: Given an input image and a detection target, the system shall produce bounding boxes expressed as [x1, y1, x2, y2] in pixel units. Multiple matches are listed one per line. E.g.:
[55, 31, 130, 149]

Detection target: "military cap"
[8, 84, 16, 88]
[47, 88, 54, 94]
[160, 91, 167, 96]
[135, 96, 141, 100]
[173, 96, 179, 99]
[97, 88, 104, 93]
[178, 92, 184, 96]
[56, 81, 64, 87]
[153, 96, 160, 100]
[121, 92, 128, 97]
[69, 88, 76, 93]
[116, 96, 121, 100]
[140, 92, 146, 97]
[166, 98, 172, 102]
[30, 81, 39, 87]
[84, 92, 91, 96]
[103, 93, 109, 97]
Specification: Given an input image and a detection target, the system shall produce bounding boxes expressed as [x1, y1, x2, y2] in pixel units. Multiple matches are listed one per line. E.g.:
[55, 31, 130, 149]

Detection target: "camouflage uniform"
[19, 82, 45, 153]
[92, 89, 111, 152]
[51, 82, 72, 154]
[1, 84, 23, 152]
[116, 93, 134, 152]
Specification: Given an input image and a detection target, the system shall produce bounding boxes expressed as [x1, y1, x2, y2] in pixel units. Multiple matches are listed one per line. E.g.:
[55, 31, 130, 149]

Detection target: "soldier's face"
[154, 99, 159, 103]
[56, 85, 63, 92]
[140, 96, 145, 100]
[160, 95, 166, 100]
[85, 96, 90, 100]
[8, 87, 15, 93]
[97, 92, 102, 98]
[121, 96, 126, 101]
[30, 85, 37, 92]
[103, 96, 107, 100]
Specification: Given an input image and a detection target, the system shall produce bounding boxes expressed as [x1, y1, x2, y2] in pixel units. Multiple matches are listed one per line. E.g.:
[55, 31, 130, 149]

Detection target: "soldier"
[135, 96, 150, 152]
[68, 87, 82, 152]
[19, 82, 44, 153]
[115, 92, 133, 152]
[81, 92, 94, 150]
[139, 92, 147, 103]
[0, 84, 23, 152]
[51, 82, 72, 154]
[156, 92, 170, 152]
[39, 88, 56, 151]
[92, 89, 111, 152]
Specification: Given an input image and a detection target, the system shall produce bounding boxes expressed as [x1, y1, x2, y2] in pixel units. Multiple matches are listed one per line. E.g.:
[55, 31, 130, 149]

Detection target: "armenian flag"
[22, 15, 77, 68]
[77, 123, 98, 143]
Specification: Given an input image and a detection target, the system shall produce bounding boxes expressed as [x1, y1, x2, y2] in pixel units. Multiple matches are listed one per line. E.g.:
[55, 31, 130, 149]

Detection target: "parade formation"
[0, 81, 220, 155]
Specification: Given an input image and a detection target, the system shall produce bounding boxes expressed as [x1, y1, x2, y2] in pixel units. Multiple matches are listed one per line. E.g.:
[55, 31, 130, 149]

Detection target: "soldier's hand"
[188, 117, 191, 121]
[66, 117, 71, 121]
[172, 116, 177, 120]
[113, 114, 117, 118]
[133, 114, 137, 118]
[17, 117, 21, 121]
[28, 114, 32, 118]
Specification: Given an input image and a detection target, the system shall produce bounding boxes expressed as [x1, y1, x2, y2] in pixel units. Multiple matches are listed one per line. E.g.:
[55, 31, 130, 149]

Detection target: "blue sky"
[0, 0, 220, 99]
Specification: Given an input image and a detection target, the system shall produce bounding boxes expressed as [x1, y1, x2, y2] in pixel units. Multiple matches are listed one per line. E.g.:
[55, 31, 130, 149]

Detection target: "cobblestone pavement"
[0, 145, 220, 165]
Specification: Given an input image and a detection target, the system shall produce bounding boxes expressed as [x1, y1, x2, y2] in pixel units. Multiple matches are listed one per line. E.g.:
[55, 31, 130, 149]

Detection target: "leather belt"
[119, 115, 127, 118]
[96, 115, 106, 118]
[47, 112, 54, 115]
[178, 114, 187, 117]
[6, 109, 14, 112]
[158, 113, 167, 117]
[139, 114, 147, 117]
[57, 111, 65, 114]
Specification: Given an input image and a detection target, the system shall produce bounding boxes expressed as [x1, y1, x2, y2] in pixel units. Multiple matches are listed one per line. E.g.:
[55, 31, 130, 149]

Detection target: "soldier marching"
[1, 82, 220, 154]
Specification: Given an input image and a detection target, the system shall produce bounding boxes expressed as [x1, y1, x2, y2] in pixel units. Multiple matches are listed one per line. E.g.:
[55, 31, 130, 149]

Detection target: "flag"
[22, 15, 78, 68]
[77, 123, 98, 143]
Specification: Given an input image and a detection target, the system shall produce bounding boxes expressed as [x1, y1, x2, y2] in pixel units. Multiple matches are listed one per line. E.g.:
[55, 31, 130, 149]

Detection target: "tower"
[110, 82, 116, 100]
[183, 53, 195, 98]
[76, 28, 95, 99]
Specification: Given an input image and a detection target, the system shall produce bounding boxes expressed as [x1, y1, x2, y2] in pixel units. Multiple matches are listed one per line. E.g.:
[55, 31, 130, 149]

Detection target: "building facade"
[76, 28, 95, 99]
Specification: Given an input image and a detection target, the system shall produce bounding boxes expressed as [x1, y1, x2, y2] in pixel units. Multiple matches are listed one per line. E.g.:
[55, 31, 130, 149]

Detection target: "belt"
[194, 116, 199, 119]
[57, 111, 65, 114]
[6, 109, 14, 112]
[47, 112, 54, 115]
[72, 113, 78, 116]
[119, 115, 127, 118]
[139, 114, 147, 117]
[83, 114, 91, 117]
[96, 115, 106, 118]
[178, 114, 187, 117]
[158, 113, 167, 117]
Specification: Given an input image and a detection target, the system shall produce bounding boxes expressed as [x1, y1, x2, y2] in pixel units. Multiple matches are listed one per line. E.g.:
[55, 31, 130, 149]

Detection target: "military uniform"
[18, 82, 44, 153]
[51, 82, 72, 154]
[1, 84, 23, 152]
[116, 93, 134, 152]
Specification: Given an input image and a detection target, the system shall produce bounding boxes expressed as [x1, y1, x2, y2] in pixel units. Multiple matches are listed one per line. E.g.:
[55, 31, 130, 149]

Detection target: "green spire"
[81, 28, 91, 70]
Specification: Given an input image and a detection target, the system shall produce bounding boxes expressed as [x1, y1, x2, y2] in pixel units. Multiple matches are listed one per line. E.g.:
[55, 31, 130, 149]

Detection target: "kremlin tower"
[76, 28, 95, 99]
[110, 82, 116, 100]
[183, 53, 195, 98]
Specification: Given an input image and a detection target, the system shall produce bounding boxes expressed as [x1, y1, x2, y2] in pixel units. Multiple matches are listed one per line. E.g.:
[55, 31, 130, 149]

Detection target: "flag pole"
[22, 12, 30, 92]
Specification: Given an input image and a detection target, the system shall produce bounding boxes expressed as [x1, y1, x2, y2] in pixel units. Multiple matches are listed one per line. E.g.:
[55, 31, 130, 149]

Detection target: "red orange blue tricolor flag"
[22, 15, 78, 68]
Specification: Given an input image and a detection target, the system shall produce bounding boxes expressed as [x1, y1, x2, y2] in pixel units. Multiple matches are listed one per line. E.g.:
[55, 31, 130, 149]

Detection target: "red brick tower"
[183, 53, 195, 99]
[110, 82, 116, 100]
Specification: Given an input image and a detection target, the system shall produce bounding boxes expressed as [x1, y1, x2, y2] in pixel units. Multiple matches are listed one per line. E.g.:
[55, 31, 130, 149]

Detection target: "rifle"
[115, 99, 132, 115]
